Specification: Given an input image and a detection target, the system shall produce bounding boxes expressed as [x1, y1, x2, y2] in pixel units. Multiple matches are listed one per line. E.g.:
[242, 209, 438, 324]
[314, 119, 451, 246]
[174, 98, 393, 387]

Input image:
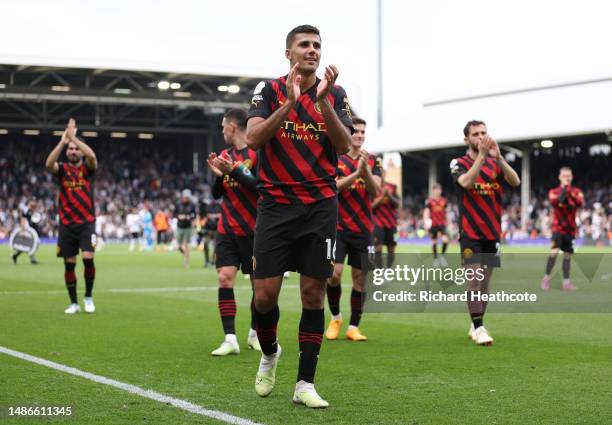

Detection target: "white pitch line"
[0, 287, 213, 296]
[0, 285, 299, 296]
[0, 346, 264, 425]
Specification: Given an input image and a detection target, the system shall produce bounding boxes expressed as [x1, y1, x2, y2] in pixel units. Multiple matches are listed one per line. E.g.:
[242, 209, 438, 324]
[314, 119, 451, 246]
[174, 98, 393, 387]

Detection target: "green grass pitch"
[1, 243, 611, 424]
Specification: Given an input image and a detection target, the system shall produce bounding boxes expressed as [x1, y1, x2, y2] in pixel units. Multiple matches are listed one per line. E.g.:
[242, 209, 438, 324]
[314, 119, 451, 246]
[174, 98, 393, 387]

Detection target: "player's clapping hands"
[478, 135, 494, 158]
[213, 154, 234, 175]
[207, 153, 224, 177]
[286, 63, 302, 104]
[316, 65, 339, 101]
[60, 118, 77, 146]
[358, 150, 369, 175]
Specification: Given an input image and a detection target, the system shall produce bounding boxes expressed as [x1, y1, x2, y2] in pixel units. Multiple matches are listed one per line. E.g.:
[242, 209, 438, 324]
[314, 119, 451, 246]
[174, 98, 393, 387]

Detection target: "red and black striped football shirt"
[549, 185, 583, 236]
[373, 182, 398, 229]
[425, 196, 447, 227]
[450, 155, 503, 241]
[337, 154, 382, 233]
[247, 76, 354, 205]
[57, 162, 95, 226]
[217, 146, 258, 237]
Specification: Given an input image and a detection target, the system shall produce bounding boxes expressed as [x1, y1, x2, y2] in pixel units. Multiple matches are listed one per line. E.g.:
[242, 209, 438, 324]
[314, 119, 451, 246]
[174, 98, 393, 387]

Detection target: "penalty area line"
[0, 346, 264, 425]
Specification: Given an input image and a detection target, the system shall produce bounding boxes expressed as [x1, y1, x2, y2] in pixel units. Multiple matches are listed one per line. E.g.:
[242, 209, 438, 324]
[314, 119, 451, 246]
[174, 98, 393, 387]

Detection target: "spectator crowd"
[2, 139, 610, 245]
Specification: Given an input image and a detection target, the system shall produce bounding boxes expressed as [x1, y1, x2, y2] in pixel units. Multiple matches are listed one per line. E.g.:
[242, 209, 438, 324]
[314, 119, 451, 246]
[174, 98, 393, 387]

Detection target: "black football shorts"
[459, 237, 501, 268]
[57, 222, 96, 258]
[374, 225, 397, 246]
[253, 197, 337, 279]
[335, 230, 374, 270]
[428, 225, 447, 239]
[215, 232, 254, 274]
[551, 232, 575, 254]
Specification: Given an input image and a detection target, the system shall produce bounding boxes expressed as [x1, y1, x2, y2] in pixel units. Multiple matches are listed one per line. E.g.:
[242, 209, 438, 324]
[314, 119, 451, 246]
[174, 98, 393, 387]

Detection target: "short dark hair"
[463, 120, 486, 137]
[352, 117, 367, 126]
[286, 25, 320, 49]
[223, 108, 247, 130]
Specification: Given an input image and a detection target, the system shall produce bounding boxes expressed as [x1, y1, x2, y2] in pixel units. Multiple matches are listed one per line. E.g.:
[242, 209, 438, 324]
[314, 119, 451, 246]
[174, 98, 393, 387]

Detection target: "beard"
[68, 155, 80, 164]
[468, 141, 479, 152]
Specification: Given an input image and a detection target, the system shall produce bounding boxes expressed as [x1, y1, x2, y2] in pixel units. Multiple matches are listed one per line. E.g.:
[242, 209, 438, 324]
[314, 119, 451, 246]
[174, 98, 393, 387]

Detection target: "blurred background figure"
[154, 208, 170, 252]
[126, 207, 142, 252]
[11, 199, 41, 265]
[175, 189, 196, 267]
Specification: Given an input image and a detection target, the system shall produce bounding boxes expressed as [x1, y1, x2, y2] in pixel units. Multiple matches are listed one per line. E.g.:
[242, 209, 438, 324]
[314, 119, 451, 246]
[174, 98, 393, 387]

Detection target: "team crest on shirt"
[243, 159, 253, 169]
[314, 102, 321, 114]
[463, 248, 473, 259]
[491, 171, 497, 179]
[450, 159, 460, 175]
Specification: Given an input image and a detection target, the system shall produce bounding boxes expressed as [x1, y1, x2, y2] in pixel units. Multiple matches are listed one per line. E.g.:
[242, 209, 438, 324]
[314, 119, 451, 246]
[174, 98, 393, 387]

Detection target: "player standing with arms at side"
[540, 167, 583, 291]
[126, 207, 142, 252]
[45, 118, 98, 314]
[372, 170, 400, 269]
[424, 183, 450, 267]
[154, 208, 170, 252]
[246, 25, 353, 408]
[204, 200, 221, 267]
[207, 108, 261, 356]
[175, 189, 196, 268]
[450, 120, 520, 345]
[325, 117, 381, 342]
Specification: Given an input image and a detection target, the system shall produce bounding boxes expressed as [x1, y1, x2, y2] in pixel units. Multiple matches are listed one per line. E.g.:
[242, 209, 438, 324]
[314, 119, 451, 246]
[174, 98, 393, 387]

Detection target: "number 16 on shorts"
[325, 238, 336, 260]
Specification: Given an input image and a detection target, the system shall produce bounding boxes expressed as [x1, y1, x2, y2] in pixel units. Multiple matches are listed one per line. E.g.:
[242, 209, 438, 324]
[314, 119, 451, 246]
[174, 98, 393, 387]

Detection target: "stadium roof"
[0, 64, 261, 136]
[368, 77, 612, 153]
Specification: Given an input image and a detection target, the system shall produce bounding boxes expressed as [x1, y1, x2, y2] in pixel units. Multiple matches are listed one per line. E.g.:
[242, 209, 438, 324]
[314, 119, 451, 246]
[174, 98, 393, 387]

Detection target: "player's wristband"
[230, 162, 251, 177]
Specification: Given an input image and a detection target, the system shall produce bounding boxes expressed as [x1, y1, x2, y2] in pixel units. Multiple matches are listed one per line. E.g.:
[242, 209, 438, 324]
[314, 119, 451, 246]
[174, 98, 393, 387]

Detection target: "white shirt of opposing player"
[126, 213, 142, 233]
[95, 215, 106, 234]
